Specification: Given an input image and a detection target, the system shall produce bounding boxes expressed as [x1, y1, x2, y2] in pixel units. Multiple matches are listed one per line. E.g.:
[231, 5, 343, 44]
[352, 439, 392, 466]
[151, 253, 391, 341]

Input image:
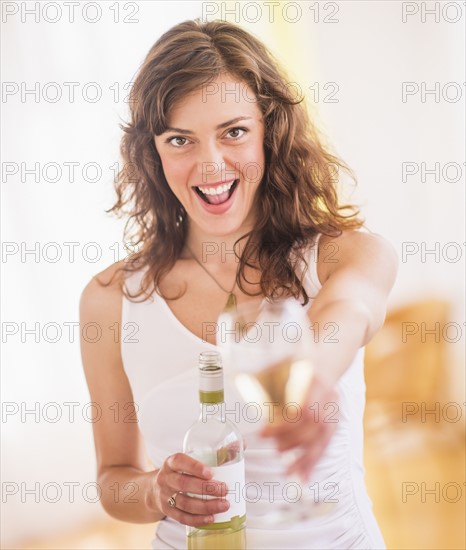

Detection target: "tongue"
[205, 189, 230, 205]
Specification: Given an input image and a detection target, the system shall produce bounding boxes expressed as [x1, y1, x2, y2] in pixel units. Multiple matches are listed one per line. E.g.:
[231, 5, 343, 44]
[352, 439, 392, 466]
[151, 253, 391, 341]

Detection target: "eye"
[165, 136, 190, 148]
[226, 127, 248, 139]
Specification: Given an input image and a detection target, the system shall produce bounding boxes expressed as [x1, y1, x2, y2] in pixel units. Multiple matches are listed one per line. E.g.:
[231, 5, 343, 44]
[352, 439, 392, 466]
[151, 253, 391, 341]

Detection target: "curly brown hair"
[104, 18, 364, 305]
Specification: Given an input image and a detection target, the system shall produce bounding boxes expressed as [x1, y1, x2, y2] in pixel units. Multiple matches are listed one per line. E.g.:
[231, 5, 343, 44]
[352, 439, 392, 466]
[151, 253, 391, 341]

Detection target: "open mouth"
[194, 179, 240, 206]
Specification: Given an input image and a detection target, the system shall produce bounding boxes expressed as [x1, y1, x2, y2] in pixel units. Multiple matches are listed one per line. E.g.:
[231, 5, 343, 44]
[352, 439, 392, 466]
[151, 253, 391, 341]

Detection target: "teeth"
[197, 180, 235, 195]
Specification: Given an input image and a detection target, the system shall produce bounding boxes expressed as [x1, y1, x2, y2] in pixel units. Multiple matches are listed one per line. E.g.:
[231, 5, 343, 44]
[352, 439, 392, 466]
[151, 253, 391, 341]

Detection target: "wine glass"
[216, 297, 335, 527]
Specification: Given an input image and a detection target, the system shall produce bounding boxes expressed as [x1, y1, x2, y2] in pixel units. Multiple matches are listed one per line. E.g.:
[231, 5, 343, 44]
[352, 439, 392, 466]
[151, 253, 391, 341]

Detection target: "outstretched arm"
[307, 229, 398, 386]
[261, 230, 398, 478]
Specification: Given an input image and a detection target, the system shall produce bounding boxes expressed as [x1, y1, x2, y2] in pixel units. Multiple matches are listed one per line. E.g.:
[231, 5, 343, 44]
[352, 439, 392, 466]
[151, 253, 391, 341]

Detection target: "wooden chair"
[363, 298, 459, 444]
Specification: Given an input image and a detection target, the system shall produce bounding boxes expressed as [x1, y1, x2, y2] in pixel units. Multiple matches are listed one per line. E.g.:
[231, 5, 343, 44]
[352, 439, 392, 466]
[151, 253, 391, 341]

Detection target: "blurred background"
[2, 1, 464, 548]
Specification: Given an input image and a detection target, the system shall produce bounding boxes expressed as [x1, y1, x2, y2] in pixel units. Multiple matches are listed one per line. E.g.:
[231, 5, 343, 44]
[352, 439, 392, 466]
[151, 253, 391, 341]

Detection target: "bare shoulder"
[79, 260, 128, 394]
[317, 229, 398, 284]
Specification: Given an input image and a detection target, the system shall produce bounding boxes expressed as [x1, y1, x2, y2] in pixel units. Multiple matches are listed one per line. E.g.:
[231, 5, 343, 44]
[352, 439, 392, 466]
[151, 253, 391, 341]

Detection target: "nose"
[197, 139, 226, 183]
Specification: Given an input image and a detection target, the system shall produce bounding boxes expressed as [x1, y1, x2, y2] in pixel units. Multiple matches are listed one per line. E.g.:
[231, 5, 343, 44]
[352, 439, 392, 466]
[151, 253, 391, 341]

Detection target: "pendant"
[224, 292, 237, 312]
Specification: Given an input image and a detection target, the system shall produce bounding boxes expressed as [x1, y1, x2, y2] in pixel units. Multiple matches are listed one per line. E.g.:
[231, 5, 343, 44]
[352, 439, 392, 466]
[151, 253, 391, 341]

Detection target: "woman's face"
[154, 74, 265, 238]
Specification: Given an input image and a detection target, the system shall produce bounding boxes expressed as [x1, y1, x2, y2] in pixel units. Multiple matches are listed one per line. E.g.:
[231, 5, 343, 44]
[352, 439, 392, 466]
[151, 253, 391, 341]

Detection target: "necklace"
[185, 243, 238, 312]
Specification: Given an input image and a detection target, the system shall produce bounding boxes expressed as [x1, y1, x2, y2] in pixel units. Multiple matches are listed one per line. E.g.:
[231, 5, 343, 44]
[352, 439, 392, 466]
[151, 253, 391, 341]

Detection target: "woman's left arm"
[261, 230, 398, 477]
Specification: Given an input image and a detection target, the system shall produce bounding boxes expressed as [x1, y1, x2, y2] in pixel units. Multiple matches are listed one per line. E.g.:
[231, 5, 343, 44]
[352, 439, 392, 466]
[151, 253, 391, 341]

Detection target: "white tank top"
[121, 234, 386, 549]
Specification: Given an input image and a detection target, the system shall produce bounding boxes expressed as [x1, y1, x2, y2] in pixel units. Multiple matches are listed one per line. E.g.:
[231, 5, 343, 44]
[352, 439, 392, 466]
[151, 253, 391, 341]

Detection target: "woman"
[79, 18, 397, 549]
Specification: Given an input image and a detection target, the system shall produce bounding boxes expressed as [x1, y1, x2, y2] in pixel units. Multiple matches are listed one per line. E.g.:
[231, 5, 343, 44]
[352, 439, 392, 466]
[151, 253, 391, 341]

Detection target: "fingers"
[258, 377, 340, 478]
[160, 499, 216, 528]
[166, 452, 213, 480]
[286, 422, 338, 479]
[164, 469, 227, 498]
[156, 453, 229, 527]
[269, 402, 339, 452]
[171, 491, 230, 516]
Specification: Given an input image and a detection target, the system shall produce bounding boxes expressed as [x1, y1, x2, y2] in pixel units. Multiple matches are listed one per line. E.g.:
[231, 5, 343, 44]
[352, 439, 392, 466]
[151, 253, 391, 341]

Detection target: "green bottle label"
[199, 389, 224, 404]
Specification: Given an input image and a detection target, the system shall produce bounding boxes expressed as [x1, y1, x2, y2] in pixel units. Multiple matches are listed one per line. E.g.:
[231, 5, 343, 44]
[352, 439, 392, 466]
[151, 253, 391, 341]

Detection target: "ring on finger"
[168, 491, 180, 508]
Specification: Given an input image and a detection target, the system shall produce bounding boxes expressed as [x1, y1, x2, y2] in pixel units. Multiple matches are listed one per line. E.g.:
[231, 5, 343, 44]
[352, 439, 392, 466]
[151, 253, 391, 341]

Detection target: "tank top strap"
[122, 263, 154, 302]
[291, 233, 323, 301]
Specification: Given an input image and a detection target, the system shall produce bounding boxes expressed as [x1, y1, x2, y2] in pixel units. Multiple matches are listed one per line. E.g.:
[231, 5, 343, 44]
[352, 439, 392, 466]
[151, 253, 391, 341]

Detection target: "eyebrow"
[162, 116, 253, 135]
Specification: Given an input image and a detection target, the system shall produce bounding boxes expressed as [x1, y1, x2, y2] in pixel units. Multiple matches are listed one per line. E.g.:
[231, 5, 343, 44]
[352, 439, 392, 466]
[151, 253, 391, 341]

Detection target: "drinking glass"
[217, 297, 335, 526]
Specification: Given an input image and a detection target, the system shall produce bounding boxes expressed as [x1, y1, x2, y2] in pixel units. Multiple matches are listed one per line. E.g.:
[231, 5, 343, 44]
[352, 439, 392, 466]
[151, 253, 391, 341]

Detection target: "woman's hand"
[259, 374, 340, 480]
[151, 453, 229, 527]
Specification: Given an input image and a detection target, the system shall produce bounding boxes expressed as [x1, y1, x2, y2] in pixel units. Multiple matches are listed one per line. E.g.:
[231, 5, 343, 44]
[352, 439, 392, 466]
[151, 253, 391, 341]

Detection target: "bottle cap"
[199, 351, 222, 370]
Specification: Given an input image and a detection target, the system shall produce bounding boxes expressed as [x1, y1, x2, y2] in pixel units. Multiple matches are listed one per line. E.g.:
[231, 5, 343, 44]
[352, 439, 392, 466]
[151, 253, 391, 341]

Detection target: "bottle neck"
[199, 389, 225, 421]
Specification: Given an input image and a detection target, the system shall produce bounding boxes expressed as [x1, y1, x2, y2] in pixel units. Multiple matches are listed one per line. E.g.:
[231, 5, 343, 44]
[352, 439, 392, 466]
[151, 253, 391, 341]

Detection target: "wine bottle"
[183, 351, 247, 550]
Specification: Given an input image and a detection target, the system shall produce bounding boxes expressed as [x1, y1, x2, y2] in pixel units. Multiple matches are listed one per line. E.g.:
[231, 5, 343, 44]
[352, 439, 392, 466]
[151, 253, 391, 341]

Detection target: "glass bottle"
[183, 351, 246, 549]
